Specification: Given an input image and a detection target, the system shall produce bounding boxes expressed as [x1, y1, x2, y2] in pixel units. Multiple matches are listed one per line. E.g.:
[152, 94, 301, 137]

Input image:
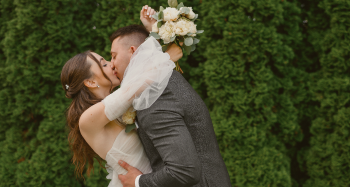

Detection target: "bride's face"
[88, 52, 121, 89]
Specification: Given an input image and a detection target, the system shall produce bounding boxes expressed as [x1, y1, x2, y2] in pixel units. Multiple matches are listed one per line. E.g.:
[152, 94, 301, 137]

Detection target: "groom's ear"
[130, 46, 137, 54]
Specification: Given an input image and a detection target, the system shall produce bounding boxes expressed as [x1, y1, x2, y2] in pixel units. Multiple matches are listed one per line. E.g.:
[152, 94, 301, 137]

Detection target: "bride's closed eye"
[99, 58, 108, 67]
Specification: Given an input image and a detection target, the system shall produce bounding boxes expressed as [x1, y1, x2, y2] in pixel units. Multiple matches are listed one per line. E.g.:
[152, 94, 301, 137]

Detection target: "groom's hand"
[140, 5, 157, 32]
[118, 160, 143, 187]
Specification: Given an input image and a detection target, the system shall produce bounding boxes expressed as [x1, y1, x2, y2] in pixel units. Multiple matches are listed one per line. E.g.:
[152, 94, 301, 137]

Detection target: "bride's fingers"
[143, 5, 149, 18]
[141, 5, 156, 19]
[147, 7, 152, 16]
[150, 9, 156, 18]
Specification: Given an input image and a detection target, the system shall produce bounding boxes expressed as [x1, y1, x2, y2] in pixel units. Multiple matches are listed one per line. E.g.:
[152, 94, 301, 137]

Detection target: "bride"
[60, 6, 183, 186]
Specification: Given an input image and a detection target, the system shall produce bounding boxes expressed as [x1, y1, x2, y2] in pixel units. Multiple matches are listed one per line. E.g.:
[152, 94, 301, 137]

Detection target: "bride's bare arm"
[79, 86, 133, 133]
[79, 102, 110, 133]
[79, 78, 150, 134]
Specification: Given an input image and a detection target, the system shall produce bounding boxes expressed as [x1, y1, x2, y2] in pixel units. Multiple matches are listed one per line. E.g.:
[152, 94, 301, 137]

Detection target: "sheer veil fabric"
[102, 36, 175, 187]
[102, 36, 175, 120]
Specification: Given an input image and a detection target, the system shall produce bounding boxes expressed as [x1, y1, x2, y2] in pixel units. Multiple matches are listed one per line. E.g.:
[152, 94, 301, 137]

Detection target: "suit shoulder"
[167, 70, 195, 94]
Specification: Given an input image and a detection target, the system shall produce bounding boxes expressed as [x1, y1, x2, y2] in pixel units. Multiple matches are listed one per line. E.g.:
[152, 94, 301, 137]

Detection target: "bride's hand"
[140, 5, 157, 32]
[166, 42, 184, 62]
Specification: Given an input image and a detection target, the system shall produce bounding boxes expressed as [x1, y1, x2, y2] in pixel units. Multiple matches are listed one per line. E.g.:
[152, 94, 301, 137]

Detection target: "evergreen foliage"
[195, 0, 305, 186]
[0, 0, 348, 186]
[300, 0, 350, 186]
[0, 0, 105, 186]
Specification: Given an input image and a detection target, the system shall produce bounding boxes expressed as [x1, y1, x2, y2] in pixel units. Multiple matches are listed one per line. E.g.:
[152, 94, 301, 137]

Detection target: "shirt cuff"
[135, 174, 142, 187]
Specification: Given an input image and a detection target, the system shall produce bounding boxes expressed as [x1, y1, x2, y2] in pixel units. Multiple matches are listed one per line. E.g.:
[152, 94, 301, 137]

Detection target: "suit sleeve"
[138, 96, 202, 187]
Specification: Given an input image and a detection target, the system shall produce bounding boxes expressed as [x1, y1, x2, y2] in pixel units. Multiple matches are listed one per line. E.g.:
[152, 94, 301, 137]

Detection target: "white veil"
[102, 36, 175, 121]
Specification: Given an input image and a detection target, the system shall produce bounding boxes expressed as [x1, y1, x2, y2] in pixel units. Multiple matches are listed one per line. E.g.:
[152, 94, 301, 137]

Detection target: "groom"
[109, 8, 231, 187]
[109, 25, 231, 187]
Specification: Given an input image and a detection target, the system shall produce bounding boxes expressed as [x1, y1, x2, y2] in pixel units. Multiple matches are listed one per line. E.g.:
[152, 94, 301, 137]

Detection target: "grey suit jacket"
[136, 70, 231, 187]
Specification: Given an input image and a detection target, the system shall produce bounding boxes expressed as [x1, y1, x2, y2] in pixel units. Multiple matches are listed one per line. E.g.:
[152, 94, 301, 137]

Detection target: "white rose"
[122, 107, 136, 124]
[189, 21, 197, 34]
[152, 22, 159, 33]
[180, 7, 196, 19]
[187, 8, 196, 19]
[163, 7, 180, 22]
[174, 19, 197, 36]
[159, 21, 176, 44]
[174, 19, 190, 36]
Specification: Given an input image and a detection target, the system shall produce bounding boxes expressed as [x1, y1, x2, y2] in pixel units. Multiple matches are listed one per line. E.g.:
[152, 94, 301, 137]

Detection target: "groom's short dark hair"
[109, 25, 149, 47]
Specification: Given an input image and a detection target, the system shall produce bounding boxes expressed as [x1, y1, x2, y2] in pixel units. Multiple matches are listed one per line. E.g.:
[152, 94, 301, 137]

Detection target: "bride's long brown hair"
[60, 51, 112, 178]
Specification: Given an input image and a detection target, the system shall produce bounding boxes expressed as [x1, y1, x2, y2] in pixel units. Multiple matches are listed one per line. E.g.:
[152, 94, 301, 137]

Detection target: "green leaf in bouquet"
[177, 2, 184, 10]
[162, 44, 169, 52]
[168, 0, 178, 8]
[158, 11, 164, 20]
[184, 37, 193, 46]
[193, 38, 200, 45]
[184, 45, 192, 55]
[125, 124, 136, 133]
[170, 36, 176, 42]
[196, 30, 204, 34]
[157, 21, 163, 28]
[191, 44, 196, 52]
[159, 6, 164, 12]
[179, 7, 190, 14]
[191, 14, 198, 22]
[150, 32, 161, 39]
[152, 13, 159, 20]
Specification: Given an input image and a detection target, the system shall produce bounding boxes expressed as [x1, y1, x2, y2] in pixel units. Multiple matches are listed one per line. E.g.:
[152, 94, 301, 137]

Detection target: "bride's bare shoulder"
[80, 120, 124, 160]
[78, 102, 111, 134]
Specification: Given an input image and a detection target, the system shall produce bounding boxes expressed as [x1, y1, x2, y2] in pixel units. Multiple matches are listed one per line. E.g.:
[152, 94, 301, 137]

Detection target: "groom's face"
[110, 37, 135, 82]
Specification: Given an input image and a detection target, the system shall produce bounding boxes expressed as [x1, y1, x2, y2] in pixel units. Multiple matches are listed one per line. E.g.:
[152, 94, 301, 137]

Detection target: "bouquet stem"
[174, 61, 184, 74]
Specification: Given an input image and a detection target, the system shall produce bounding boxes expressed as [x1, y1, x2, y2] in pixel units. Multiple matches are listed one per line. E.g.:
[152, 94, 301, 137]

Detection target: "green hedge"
[0, 0, 349, 186]
[196, 0, 304, 186]
[301, 0, 350, 186]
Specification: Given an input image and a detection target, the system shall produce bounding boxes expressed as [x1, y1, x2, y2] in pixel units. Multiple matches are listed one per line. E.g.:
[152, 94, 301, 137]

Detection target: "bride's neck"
[91, 88, 111, 100]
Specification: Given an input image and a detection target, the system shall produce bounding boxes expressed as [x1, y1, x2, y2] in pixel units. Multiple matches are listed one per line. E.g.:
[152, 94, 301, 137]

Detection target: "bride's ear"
[84, 79, 97, 88]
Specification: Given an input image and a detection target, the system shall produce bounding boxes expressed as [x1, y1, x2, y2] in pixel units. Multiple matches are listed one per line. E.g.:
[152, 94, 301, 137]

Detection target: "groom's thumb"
[119, 160, 131, 171]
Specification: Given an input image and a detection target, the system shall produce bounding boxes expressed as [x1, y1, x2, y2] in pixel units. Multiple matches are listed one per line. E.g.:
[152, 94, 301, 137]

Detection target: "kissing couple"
[61, 5, 231, 187]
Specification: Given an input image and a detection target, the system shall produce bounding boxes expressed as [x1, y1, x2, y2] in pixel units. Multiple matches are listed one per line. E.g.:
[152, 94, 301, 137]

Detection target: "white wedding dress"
[102, 36, 176, 187]
[105, 126, 152, 187]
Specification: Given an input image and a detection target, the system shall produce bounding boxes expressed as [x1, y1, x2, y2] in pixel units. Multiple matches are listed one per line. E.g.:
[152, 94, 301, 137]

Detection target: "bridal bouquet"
[148, 0, 204, 73]
[122, 107, 137, 133]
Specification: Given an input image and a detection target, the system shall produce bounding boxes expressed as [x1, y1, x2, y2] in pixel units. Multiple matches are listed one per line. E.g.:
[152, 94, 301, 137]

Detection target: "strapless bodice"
[105, 129, 152, 187]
